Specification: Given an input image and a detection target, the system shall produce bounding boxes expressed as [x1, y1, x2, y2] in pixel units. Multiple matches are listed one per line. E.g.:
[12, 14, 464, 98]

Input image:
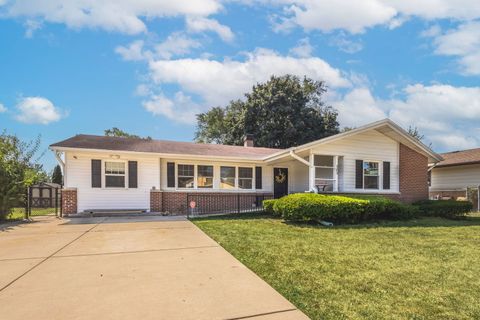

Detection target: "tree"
[51, 164, 63, 185]
[195, 75, 340, 148]
[0, 133, 46, 219]
[104, 127, 151, 140]
[408, 125, 432, 148]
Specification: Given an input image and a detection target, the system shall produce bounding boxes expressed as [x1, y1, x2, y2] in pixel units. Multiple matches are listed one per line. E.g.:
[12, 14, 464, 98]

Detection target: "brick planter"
[61, 188, 77, 216]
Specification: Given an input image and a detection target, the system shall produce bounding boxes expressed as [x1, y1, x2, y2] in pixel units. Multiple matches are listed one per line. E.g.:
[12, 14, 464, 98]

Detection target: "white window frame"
[363, 160, 380, 190]
[220, 166, 237, 190]
[238, 167, 254, 190]
[197, 165, 214, 189]
[103, 160, 128, 189]
[310, 154, 339, 192]
[177, 164, 195, 189]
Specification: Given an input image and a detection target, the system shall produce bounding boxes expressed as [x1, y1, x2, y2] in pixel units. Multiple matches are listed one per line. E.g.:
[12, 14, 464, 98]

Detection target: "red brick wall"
[150, 190, 163, 212]
[61, 188, 77, 216]
[162, 192, 273, 215]
[399, 143, 429, 203]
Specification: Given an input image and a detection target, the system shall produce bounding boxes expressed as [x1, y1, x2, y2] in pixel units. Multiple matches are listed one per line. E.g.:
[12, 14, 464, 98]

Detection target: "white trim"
[103, 160, 128, 189]
[264, 119, 443, 163]
[50, 146, 266, 163]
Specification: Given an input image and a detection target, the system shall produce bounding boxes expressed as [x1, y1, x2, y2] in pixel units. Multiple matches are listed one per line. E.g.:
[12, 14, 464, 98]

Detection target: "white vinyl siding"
[430, 164, 480, 191]
[64, 152, 160, 212]
[309, 130, 399, 193]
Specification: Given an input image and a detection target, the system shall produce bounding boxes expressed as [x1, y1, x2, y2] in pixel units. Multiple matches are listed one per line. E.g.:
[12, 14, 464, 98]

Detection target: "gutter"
[53, 150, 65, 173]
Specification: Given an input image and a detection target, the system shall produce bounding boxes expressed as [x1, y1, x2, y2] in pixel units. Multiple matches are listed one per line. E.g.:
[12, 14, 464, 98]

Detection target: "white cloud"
[329, 33, 363, 54]
[115, 40, 147, 61]
[272, 0, 480, 34]
[289, 38, 313, 58]
[333, 88, 386, 127]
[147, 48, 350, 108]
[186, 17, 234, 42]
[0, 103, 6, 113]
[154, 33, 201, 59]
[15, 96, 63, 124]
[334, 83, 480, 151]
[430, 21, 480, 75]
[143, 92, 199, 124]
[116, 33, 201, 61]
[2, 0, 223, 34]
[23, 19, 42, 38]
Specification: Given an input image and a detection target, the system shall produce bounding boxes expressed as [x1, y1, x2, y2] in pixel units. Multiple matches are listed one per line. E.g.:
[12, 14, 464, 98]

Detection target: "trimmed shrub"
[273, 193, 367, 223]
[273, 193, 419, 223]
[263, 199, 277, 215]
[414, 200, 472, 219]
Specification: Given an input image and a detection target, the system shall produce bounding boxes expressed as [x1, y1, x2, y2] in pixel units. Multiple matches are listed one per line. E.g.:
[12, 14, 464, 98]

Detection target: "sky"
[1, 0, 480, 172]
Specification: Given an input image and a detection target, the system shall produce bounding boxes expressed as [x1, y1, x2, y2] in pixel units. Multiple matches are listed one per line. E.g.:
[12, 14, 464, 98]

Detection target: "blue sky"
[1, 1, 480, 172]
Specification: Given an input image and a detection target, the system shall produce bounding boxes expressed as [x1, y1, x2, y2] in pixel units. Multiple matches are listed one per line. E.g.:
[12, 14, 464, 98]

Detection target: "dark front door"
[273, 168, 288, 198]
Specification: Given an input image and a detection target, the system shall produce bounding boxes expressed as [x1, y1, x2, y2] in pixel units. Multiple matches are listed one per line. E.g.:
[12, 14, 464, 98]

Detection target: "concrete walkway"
[0, 216, 308, 320]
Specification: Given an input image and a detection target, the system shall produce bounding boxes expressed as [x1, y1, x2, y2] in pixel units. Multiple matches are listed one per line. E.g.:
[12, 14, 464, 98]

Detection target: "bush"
[272, 193, 419, 223]
[263, 199, 277, 215]
[414, 200, 472, 219]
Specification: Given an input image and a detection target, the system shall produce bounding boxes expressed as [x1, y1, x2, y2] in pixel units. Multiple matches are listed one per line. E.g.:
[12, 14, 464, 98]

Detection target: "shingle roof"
[436, 148, 480, 168]
[50, 135, 281, 160]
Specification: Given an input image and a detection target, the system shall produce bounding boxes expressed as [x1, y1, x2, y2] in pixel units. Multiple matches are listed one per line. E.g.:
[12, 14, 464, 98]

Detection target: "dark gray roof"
[50, 135, 281, 160]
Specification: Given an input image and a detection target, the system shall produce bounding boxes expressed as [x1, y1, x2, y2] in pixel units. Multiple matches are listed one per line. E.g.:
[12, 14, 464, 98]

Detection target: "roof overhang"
[49, 146, 267, 164]
[263, 119, 443, 163]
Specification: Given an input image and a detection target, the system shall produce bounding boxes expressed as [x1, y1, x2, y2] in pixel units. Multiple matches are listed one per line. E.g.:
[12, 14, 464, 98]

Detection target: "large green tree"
[0, 133, 46, 219]
[195, 75, 340, 148]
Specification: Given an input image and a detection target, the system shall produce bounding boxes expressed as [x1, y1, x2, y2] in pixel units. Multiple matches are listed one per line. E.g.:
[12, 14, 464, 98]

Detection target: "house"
[50, 119, 442, 215]
[429, 148, 480, 209]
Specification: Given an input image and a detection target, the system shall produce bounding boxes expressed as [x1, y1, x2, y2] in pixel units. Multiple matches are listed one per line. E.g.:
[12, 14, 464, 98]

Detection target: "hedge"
[262, 199, 277, 215]
[414, 200, 472, 219]
[271, 193, 419, 223]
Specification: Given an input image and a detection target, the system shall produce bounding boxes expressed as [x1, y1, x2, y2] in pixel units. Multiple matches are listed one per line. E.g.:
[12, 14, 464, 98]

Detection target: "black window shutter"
[167, 162, 175, 188]
[128, 161, 138, 188]
[91, 159, 102, 188]
[355, 160, 363, 189]
[383, 161, 391, 190]
[255, 167, 262, 189]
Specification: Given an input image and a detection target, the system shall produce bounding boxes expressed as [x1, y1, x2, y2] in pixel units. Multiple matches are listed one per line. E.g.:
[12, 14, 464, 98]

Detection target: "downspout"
[53, 150, 65, 174]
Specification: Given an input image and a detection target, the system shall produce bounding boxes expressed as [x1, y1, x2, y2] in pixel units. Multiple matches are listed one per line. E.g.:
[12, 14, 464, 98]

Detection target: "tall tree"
[195, 75, 340, 148]
[0, 133, 46, 219]
[51, 164, 63, 185]
[408, 125, 432, 148]
[104, 127, 151, 140]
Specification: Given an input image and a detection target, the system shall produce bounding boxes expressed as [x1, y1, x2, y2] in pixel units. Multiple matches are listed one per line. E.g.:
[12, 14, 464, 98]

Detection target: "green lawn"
[2, 207, 57, 221]
[193, 213, 480, 320]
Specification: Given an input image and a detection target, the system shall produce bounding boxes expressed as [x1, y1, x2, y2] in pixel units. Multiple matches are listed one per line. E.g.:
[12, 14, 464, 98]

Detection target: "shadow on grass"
[192, 211, 480, 229]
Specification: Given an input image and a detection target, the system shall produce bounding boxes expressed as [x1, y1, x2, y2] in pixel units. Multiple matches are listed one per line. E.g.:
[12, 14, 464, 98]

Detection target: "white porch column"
[308, 153, 315, 192]
[333, 156, 339, 192]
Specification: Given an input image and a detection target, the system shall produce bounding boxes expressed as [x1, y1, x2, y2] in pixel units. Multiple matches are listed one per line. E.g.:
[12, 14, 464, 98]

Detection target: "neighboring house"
[50, 119, 442, 215]
[429, 148, 480, 208]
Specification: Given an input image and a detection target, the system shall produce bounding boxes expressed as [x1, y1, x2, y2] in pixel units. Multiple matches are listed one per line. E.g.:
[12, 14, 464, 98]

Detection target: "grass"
[2, 207, 57, 221]
[192, 213, 480, 320]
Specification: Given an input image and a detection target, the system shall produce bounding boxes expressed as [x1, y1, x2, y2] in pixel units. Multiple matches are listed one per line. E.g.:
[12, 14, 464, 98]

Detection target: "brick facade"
[160, 192, 273, 215]
[398, 143, 429, 203]
[61, 188, 77, 216]
[150, 190, 163, 212]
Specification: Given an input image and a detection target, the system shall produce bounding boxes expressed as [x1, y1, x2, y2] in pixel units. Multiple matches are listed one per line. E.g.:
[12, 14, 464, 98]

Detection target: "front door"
[273, 168, 288, 198]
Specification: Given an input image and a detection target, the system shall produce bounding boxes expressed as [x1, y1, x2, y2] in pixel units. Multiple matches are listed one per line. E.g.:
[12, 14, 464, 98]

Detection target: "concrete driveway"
[0, 216, 308, 320]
